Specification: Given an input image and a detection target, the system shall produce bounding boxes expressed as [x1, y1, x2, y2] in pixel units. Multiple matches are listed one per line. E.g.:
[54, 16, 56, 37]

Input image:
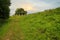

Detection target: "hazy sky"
[10, 0, 60, 15]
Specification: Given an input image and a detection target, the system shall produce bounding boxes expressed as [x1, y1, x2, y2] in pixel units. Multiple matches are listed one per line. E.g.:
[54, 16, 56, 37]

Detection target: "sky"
[10, 0, 60, 15]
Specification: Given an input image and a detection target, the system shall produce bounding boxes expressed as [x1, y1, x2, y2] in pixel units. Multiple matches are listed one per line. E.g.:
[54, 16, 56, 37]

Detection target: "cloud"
[10, 0, 60, 15]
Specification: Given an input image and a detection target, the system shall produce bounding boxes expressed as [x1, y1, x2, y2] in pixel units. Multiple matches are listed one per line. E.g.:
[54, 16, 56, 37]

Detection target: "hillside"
[0, 7, 60, 40]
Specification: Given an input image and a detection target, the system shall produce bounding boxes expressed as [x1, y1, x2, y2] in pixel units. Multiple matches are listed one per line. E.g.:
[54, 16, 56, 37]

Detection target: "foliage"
[0, 0, 10, 19]
[15, 8, 27, 15]
[0, 7, 60, 40]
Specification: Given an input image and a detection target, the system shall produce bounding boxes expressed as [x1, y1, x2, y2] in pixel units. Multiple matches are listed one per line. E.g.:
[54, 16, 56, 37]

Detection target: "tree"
[15, 8, 27, 15]
[0, 0, 10, 19]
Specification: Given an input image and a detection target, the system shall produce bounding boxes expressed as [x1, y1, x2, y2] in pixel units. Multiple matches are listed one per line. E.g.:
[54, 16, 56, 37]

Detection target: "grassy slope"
[0, 7, 60, 40]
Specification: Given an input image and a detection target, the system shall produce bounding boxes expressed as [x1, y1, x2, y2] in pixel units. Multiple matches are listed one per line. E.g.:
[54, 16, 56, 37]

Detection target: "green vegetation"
[0, 7, 60, 40]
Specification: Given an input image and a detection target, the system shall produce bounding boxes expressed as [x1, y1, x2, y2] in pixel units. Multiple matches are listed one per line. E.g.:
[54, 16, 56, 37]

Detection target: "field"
[0, 7, 60, 40]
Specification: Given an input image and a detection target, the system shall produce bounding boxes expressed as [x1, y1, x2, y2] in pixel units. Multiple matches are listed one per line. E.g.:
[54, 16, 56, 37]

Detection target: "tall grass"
[0, 7, 60, 40]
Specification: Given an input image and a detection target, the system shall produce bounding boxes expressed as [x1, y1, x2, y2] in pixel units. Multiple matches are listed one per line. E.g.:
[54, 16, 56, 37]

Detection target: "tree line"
[0, 0, 27, 19]
[15, 8, 27, 15]
[0, 0, 60, 19]
[0, 0, 10, 19]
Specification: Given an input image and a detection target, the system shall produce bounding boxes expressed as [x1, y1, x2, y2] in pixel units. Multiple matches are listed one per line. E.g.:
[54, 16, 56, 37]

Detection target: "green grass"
[0, 7, 60, 40]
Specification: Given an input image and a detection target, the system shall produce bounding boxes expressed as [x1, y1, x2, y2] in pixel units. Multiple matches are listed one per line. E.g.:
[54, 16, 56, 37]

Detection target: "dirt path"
[2, 18, 24, 40]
